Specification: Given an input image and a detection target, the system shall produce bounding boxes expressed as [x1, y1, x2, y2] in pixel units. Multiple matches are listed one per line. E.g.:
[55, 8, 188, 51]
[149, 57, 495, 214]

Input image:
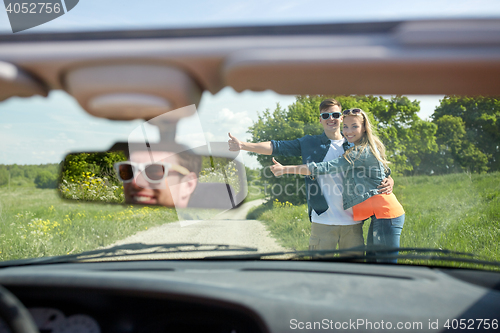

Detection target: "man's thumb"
[272, 157, 280, 165]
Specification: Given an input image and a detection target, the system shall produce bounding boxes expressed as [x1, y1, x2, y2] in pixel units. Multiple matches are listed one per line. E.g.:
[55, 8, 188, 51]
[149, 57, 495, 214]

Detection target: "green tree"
[430, 115, 488, 174]
[34, 170, 58, 189]
[248, 103, 308, 204]
[8, 164, 22, 178]
[0, 168, 8, 186]
[23, 166, 36, 180]
[433, 96, 500, 172]
[367, 96, 438, 175]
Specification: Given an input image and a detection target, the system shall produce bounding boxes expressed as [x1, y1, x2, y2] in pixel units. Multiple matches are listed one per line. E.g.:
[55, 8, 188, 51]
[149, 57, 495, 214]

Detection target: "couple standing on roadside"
[228, 99, 405, 263]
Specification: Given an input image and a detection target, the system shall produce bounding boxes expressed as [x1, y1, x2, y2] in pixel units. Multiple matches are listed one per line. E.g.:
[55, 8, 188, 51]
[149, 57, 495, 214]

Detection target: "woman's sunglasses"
[114, 161, 189, 183]
[343, 108, 362, 115]
[320, 112, 342, 120]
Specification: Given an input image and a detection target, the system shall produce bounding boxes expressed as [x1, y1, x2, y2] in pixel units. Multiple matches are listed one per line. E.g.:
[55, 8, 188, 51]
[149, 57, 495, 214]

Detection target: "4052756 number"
[444, 319, 498, 330]
[5, 2, 61, 14]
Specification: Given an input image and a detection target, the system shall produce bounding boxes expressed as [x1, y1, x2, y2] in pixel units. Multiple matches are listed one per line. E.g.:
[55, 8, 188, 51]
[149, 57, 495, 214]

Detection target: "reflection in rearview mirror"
[58, 143, 247, 210]
[59, 151, 127, 203]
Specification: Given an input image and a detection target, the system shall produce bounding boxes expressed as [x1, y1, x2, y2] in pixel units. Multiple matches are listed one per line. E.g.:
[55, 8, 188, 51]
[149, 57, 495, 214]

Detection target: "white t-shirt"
[310, 139, 360, 226]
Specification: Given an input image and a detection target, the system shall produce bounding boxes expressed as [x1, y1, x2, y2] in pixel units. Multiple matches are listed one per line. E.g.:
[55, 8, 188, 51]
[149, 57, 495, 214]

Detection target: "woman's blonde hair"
[343, 109, 389, 172]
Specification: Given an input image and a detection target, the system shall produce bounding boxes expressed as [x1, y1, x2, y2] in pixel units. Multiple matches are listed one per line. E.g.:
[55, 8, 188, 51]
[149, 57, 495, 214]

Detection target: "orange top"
[352, 193, 405, 221]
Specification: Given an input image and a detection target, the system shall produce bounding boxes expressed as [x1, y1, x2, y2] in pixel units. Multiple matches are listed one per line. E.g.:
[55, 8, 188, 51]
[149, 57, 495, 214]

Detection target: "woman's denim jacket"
[307, 145, 390, 210]
[271, 133, 352, 220]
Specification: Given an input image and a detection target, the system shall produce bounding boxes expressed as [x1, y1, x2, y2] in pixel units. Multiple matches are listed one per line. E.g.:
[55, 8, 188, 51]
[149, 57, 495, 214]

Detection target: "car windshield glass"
[1, 88, 499, 269]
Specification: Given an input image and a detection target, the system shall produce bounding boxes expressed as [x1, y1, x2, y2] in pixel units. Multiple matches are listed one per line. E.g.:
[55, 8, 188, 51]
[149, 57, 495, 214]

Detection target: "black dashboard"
[0, 260, 499, 333]
[7, 291, 261, 333]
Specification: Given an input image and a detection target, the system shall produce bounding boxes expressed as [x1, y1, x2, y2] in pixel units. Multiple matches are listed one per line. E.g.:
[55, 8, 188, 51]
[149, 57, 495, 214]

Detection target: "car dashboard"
[0, 260, 499, 333]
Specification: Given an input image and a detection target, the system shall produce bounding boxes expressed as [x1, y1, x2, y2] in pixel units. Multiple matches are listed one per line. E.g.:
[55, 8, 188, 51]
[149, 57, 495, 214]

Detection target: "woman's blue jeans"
[366, 214, 405, 263]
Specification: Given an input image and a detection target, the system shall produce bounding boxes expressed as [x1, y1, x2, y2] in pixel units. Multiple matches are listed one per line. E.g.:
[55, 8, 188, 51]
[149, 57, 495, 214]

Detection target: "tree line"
[0, 152, 127, 189]
[0, 163, 59, 188]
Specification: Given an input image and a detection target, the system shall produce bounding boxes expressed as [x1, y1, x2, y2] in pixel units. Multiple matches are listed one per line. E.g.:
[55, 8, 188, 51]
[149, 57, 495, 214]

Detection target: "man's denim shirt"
[307, 146, 390, 210]
[271, 132, 352, 220]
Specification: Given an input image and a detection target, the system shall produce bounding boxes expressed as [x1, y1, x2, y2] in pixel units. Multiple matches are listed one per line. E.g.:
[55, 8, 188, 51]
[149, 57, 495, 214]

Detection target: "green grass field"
[249, 172, 500, 266]
[0, 187, 178, 261]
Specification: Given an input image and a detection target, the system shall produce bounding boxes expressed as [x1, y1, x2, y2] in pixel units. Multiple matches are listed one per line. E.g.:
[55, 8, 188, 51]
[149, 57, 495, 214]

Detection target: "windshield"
[1, 88, 499, 268]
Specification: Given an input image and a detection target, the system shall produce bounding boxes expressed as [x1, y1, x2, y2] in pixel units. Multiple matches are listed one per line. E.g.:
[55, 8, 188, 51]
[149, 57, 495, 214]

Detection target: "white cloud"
[175, 132, 209, 149]
[47, 132, 69, 143]
[32, 151, 57, 156]
[216, 108, 253, 125]
[202, 108, 253, 142]
[203, 132, 216, 142]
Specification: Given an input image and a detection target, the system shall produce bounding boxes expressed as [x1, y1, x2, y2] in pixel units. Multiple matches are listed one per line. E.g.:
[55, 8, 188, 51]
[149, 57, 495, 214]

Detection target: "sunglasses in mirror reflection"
[58, 150, 244, 210]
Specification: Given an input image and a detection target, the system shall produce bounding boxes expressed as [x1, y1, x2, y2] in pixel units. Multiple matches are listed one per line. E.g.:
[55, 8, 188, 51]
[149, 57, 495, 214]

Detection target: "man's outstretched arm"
[228, 133, 273, 155]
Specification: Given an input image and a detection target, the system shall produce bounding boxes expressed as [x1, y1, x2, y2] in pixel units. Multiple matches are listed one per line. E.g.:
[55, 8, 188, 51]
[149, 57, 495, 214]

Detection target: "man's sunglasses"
[320, 112, 342, 120]
[343, 108, 362, 115]
[114, 162, 189, 183]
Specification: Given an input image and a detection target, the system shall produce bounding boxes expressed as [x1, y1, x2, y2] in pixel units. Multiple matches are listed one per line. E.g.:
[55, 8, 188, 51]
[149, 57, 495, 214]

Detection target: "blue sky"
[1, 0, 499, 166]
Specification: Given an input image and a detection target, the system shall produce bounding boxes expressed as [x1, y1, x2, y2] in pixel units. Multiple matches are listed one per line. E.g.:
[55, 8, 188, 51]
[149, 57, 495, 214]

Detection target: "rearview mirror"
[58, 142, 247, 210]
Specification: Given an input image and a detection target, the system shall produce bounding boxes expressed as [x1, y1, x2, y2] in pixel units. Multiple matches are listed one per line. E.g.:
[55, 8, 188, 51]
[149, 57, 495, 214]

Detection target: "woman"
[270, 108, 405, 263]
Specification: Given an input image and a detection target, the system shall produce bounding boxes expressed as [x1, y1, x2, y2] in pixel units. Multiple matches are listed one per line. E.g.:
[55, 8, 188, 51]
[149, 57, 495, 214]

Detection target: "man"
[115, 149, 201, 208]
[228, 99, 393, 251]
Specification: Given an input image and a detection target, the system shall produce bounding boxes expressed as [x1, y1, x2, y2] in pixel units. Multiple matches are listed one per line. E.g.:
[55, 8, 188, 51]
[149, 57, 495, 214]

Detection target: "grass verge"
[0, 187, 177, 261]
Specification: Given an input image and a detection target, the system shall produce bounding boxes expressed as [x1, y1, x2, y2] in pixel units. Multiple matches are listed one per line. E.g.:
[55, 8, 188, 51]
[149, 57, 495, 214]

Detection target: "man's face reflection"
[122, 151, 198, 208]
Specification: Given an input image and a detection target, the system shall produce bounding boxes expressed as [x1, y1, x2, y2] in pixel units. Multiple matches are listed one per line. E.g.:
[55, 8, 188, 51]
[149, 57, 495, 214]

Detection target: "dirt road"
[108, 199, 289, 259]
